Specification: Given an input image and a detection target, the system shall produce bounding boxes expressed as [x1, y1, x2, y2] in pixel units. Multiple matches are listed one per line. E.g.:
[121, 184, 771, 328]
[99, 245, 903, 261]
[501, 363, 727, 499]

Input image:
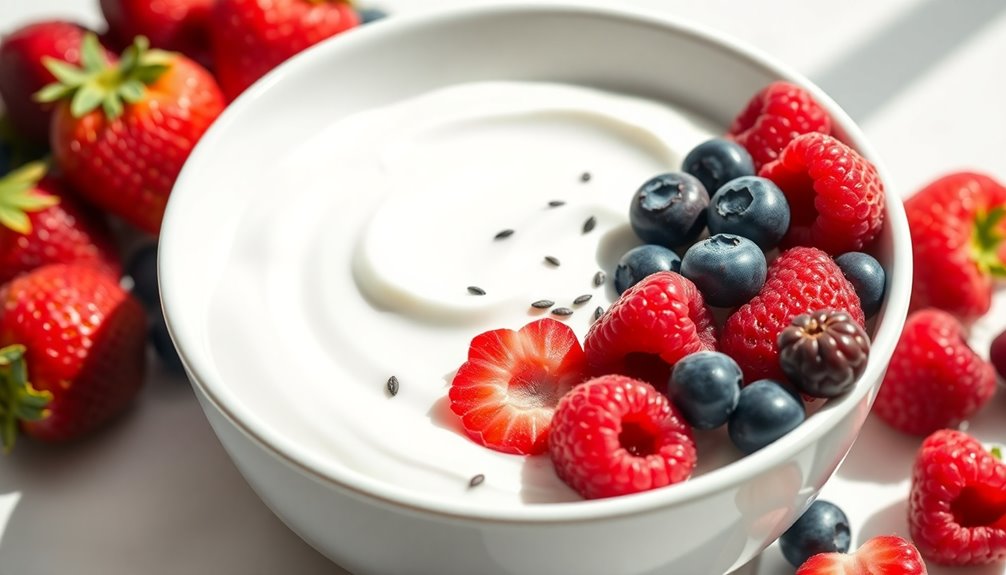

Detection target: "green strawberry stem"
[34, 34, 173, 120]
[973, 206, 1006, 277]
[0, 344, 52, 453]
[0, 161, 60, 234]
[992, 445, 1003, 460]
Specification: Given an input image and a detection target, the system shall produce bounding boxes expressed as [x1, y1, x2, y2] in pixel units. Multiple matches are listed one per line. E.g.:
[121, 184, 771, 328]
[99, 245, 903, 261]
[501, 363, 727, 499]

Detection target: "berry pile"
[447, 81, 889, 500]
[0, 2, 382, 447]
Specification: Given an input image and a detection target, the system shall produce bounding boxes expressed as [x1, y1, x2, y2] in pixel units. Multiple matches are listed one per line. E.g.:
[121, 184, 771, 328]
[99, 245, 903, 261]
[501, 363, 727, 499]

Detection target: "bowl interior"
[160, 3, 911, 522]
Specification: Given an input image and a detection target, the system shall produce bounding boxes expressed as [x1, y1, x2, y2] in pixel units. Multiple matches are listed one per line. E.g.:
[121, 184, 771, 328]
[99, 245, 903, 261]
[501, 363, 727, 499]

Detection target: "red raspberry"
[873, 309, 996, 436]
[905, 172, 1006, 322]
[584, 271, 717, 388]
[720, 247, 864, 383]
[727, 81, 832, 171]
[909, 429, 1006, 565]
[449, 318, 586, 455]
[760, 132, 885, 255]
[796, 535, 927, 575]
[548, 374, 696, 499]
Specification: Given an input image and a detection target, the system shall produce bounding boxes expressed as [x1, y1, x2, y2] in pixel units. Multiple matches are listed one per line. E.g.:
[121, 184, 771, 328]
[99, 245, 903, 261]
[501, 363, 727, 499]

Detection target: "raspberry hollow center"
[619, 418, 659, 457]
[950, 483, 1006, 529]
[623, 352, 672, 389]
[507, 365, 561, 410]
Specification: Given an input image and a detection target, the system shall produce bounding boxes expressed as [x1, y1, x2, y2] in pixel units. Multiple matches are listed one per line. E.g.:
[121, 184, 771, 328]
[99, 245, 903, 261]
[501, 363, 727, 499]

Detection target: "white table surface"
[2, 1, 1005, 573]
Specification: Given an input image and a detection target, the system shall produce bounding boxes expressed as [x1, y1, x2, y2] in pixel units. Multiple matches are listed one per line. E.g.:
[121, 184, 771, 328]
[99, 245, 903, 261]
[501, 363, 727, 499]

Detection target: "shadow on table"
[835, 415, 921, 485]
[813, 0, 1006, 122]
[0, 370, 338, 575]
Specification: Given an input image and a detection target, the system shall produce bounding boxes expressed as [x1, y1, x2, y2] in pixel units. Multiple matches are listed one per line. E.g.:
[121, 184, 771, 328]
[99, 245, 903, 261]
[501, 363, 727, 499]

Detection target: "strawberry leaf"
[42, 57, 90, 86]
[0, 162, 59, 234]
[0, 344, 52, 453]
[973, 206, 1006, 277]
[79, 33, 106, 72]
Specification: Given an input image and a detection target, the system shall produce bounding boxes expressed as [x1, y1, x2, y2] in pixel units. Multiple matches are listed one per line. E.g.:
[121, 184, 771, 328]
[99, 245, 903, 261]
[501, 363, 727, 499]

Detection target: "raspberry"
[720, 247, 864, 383]
[727, 81, 832, 170]
[760, 132, 885, 255]
[873, 309, 996, 436]
[905, 172, 1006, 322]
[584, 271, 717, 387]
[909, 429, 1006, 565]
[548, 374, 696, 499]
[449, 318, 586, 455]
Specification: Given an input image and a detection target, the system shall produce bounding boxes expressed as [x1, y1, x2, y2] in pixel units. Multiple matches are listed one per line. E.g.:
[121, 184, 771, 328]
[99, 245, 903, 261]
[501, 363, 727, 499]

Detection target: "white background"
[1, 0, 1005, 573]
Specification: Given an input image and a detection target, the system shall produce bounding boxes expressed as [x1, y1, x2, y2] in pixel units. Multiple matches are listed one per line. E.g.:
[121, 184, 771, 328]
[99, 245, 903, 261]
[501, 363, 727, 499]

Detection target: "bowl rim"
[160, 0, 912, 524]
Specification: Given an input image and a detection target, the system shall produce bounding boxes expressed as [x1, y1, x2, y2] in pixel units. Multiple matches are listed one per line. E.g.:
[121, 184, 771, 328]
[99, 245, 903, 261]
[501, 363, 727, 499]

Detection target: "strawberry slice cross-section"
[448, 318, 587, 455]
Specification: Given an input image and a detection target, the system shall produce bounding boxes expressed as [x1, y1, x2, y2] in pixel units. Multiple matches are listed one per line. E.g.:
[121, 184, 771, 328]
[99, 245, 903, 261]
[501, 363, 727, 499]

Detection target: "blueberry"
[668, 351, 742, 429]
[835, 252, 886, 318]
[629, 172, 709, 249]
[359, 7, 388, 24]
[728, 379, 805, 454]
[126, 244, 159, 311]
[682, 138, 755, 199]
[151, 311, 184, 374]
[707, 176, 790, 251]
[614, 244, 681, 294]
[680, 234, 766, 308]
[779, 500, 851, 567]
[0, 140, 11, 176]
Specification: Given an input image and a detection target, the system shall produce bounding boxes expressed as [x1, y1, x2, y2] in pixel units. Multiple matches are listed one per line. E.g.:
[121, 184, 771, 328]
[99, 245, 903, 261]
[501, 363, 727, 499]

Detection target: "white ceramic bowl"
[160, 4, 912, 574]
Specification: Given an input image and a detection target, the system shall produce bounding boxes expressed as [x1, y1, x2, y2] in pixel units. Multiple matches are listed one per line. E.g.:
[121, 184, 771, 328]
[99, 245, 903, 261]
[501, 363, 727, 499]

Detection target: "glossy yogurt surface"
[206, 81, 726, 507]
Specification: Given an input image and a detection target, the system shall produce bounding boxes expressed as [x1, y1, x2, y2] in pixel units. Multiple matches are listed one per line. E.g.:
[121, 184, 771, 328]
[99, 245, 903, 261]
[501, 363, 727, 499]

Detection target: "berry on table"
[613, 244, 681, 295]
[992, 329, 1006, 381]
[795, 535, 926, 575]
[680, 234, 766, 308]
[727, 81, 832, 170]
[548, 374, 696, 499]
[585, 271, 717, 388]
[359, 7, 388, 23]
[760, 132, 885, 255]
[720, 246, 865, 383]
[629, 172, 709, 249]
[449, 318, 586, 455]
[667, 351, 741, 430]
[834, 252, 886, 318]
[873, 309, 996, 436]
[779, 500, 851, 568]
[706, 176, 790, 251]
[681, 138, 755, 198]
[777, 310, 870, 398]
[126, 244, 160, 311]
[910, 429, 1006, 565]
[728, 379, 804, 454]
[151, 311, 185, 374]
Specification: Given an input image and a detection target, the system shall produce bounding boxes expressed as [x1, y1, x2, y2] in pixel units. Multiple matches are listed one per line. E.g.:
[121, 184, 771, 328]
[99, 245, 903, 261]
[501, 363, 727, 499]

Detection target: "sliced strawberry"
[449, 318, 586, 455]
[796, 535, 927, 575]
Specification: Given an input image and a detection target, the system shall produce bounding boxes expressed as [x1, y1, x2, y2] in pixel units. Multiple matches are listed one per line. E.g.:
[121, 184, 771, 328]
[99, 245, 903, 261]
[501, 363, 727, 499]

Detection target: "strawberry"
[795, 535, 927, 575]
[760, 132, 885, 255]
[0, 20, 110, 145]
[727, 81, 832, 171]
[872, 309, 996, 436]
[448, 318, 586, 455]
[720, 247, 864, 383]
[549, 374, 696, 499]
[38, 34, 225, 234]
[211, 0, 360, 100]
[0, 264, 147, 447]
[909, 429, 1006, 565]
[584, 271, 717, 388]
[100, 0, 214, 68]
[0, 162, 120, 284]
[904, 172, 1006, 322]
[992, 329, 1006, 382]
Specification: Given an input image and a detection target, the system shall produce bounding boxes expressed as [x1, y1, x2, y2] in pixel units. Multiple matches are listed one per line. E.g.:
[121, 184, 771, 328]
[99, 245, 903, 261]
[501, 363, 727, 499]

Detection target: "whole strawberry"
[760, 132, 886, 255]
[720, 247, 865, 383]
[0, 21, 108, 145]
[910, 429, 1006, 565]
[872, 309, 996, 436]
[905, 172, 1006, 322]
[727, 81, 832, 170]
[0, 162, 120, 284]
[101, 0, 214, 68]
[212, 0, 360, 100]
[0, 264, 147, 446]
[39, 34, 225, 234]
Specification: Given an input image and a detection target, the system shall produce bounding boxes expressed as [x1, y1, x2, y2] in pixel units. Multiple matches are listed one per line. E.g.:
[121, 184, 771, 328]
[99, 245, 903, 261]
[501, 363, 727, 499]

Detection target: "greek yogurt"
[206, 81, 730, 507]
